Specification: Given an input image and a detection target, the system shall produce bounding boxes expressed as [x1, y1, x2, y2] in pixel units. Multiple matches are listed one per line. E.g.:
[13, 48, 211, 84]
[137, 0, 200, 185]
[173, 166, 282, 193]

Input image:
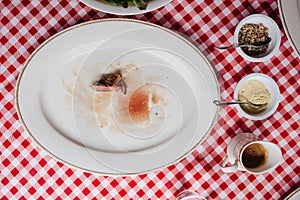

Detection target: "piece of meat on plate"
[91, 72, 126, 94]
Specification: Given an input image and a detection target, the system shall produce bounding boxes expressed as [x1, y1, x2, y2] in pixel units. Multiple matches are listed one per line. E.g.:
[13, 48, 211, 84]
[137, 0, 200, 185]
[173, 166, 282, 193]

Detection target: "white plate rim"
[285, 187, 300, 200]
[278, 0, 300, 58]
[80, 0, 172, 15]
[15, 18, 220, 175]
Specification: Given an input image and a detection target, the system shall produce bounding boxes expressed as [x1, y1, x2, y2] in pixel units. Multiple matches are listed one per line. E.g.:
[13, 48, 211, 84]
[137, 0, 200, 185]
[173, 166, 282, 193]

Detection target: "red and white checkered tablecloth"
[1, 0, 300, 199]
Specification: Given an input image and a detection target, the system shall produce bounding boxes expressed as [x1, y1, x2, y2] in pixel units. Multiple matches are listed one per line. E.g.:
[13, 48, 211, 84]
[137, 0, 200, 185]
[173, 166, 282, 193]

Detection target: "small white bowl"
[234, 14, 281, 62]
[234, 73, 281, 120]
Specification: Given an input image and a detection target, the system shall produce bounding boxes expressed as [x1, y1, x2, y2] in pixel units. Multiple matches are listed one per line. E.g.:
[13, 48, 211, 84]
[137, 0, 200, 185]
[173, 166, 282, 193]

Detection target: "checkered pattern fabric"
[1, 0, 300, 199]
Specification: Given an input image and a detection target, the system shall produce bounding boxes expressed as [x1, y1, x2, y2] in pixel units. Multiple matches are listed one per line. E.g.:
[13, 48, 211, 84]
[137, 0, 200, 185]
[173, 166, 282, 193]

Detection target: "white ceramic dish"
[285, 187, 300, 200]
[278, 0, 300, 58]
[16, 19, 220, 175]
[80, 0, 171, 15]
[234, 73, 280, 120]
[234, 14, 281, 62]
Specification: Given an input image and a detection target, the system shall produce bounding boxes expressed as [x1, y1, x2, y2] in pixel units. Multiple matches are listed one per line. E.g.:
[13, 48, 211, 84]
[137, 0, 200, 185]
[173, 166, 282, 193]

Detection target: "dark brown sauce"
[242, 143, 266, 168]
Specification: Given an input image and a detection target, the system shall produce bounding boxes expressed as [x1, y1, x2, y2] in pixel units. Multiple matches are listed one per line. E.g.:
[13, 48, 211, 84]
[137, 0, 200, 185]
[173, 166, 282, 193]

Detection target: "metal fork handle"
[214, 44, 259, 50]
[215, 37, 271, 50]
[213, 100, 249, 106]
[177, 190, 206, 200]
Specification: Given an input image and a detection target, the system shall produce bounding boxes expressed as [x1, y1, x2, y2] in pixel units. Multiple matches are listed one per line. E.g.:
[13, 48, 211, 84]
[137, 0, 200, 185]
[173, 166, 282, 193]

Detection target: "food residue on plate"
[238, 79, 270, 114]
[91, 71, 126, 94]
[127, 84, 167, 127]
[238, 23, 269, 56]
[129, 87, 150, 124]
[63, 61, 168, 132]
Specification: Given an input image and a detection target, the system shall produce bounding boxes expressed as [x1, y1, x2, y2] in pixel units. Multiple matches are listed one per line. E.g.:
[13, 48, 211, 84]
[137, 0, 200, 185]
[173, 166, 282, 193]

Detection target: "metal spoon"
[214, 36, 271, 50]
[177, 190, 206, 200]
[213, 100, 265, 109]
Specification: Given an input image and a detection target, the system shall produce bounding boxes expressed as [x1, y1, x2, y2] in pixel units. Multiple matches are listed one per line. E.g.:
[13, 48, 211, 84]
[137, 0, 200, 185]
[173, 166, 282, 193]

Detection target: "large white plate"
[285, 187, 300, 200]
[80, 0, 171, 15]
[278, 0, 300, 58]
[16, 19, 220, 175]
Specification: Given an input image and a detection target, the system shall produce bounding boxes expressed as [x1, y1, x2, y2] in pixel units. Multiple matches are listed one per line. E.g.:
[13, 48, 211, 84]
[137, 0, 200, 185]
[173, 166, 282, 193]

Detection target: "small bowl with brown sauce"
[234, 14, 281, 62]
[234, 73, 281, 120]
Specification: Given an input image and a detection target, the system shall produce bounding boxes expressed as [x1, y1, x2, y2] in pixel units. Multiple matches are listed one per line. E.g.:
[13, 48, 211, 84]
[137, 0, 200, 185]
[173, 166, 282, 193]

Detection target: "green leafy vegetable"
[102, 0, 150, 10]
[133, 0, 147, 10]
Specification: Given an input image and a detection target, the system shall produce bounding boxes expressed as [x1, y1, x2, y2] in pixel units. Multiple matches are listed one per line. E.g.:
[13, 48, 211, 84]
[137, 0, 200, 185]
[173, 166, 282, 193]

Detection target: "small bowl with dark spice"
[234, 14, 281, 62]
[233, 73, 281, 120]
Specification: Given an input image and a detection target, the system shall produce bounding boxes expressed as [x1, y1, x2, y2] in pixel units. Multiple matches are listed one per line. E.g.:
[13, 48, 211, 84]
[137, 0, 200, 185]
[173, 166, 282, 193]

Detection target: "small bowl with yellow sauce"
[234, 73, 281, 120]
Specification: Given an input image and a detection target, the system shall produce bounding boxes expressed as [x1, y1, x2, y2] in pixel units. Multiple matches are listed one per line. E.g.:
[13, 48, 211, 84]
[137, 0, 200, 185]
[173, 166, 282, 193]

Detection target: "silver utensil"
[177, 190, 206, 200]
[214, 36, 271, 50]
[213, 100, 265, 109]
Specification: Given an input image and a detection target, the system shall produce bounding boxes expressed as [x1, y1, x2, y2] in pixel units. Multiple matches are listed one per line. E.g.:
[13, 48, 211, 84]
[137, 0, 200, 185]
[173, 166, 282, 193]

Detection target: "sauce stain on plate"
[129, 86, 150, 124]
[126, 83, 167, 128]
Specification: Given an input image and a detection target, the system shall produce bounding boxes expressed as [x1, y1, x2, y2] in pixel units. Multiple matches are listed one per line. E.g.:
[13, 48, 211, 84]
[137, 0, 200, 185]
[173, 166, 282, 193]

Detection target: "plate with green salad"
[80, 0, 171, 15]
